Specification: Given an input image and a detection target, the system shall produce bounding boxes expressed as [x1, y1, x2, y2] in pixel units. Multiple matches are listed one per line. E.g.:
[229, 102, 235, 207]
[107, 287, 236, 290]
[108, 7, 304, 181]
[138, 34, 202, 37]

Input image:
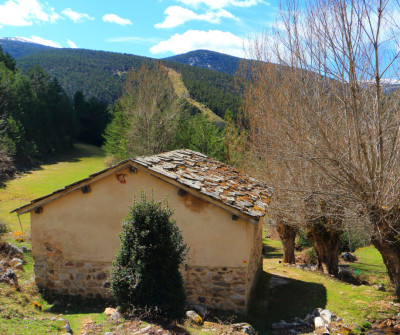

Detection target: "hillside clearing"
[166, 66, 225, 127]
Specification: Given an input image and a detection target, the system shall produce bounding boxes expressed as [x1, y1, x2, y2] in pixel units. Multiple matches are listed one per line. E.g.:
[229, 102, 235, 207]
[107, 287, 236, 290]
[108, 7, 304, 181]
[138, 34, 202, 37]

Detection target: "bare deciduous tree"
[121, 62, 184, 156]
[243, 0, 400, 293]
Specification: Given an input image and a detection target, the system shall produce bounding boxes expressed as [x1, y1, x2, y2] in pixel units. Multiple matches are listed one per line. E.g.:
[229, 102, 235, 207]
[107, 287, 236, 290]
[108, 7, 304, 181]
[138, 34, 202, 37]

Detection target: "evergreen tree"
[111, 192, 187, 320]
[174, 113, 225, 161]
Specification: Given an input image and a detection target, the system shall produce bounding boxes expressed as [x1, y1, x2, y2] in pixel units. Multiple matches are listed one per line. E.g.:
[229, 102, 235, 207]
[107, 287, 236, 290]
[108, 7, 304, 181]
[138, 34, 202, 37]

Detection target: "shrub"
[304, 247, 318, 265]
[110, 192, 187, 320]
[296, 230, 313, 250]
[0, 223, 8, 237]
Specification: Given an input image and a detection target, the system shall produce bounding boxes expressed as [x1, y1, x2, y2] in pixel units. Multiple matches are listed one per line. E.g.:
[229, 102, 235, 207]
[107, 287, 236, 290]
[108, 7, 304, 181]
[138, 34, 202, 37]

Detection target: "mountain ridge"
[0, 38, 243, 75]
[0, 38, 243, 118]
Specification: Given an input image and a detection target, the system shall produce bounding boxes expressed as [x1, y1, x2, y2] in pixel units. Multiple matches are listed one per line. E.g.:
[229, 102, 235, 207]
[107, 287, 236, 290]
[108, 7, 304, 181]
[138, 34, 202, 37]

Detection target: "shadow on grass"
[262, 243, 283, 259]
[12, 143, 103, 177]
[244, 271, 327, 335]
[44, 296, 110, 315]
[350, 262, 388, 275]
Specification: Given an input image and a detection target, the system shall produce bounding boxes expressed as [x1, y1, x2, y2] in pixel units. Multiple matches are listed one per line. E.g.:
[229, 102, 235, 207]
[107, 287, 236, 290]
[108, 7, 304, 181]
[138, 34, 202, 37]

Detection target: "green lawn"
[0, 144, 107, 334]
[0, 143, 106, 233]
[245, 239, 396, 334]
[350, 246, 388, 284]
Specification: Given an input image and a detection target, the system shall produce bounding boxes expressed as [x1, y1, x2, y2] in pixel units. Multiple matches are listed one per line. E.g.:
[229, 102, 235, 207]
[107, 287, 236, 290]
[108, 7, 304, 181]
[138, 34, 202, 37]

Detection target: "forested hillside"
[0, 38, 53, 58]
[0, 40, 244, 118]
[16, 49, 151, 103]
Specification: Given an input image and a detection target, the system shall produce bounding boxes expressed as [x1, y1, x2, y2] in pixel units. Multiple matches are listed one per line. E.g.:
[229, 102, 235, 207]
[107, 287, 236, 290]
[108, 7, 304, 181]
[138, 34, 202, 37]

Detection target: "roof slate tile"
[133, 149, 273, 218]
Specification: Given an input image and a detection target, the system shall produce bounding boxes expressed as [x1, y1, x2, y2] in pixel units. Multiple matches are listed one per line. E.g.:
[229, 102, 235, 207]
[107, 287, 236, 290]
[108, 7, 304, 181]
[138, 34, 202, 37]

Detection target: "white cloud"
[150, 30, 244, 57]
[67, 40, 77, 48]
[176, 0, 267, 9]
[102, 14, 132, 26]
[0, 0, 60, 26]
[62, 8, 94, 23]
[155, 6, 235, 28]
[17, 35, 61, 48]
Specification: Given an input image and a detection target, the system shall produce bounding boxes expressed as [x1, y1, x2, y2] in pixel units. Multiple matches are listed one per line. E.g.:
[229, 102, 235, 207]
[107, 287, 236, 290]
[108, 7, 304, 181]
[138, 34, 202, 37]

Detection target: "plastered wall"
[31, 167, 255, 268]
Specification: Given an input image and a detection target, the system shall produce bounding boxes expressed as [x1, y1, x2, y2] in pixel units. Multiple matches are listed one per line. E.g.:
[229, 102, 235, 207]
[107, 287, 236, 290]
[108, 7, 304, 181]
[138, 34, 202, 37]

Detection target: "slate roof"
[12, 149, 273, 219]
[135, 149, 273, 218]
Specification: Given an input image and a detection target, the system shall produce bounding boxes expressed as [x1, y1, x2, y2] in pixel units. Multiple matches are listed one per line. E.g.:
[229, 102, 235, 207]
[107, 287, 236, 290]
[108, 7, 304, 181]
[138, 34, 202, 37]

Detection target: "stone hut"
[12, 149, 273, 313]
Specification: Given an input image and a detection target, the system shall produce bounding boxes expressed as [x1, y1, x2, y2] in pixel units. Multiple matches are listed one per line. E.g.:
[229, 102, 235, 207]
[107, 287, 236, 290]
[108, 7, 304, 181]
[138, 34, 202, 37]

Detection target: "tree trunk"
[307, 223, 341, 276]
[276, 221, 296, 264]
[371, 238, 400, 297]
[369, 208, 400, 298]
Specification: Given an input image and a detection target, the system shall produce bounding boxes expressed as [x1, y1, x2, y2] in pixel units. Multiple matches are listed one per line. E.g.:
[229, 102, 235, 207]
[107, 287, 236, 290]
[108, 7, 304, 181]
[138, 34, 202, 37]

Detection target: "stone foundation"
[182, 266, 248, 313]
[34, 242, 261, 313]
[34, 254, 112, 300]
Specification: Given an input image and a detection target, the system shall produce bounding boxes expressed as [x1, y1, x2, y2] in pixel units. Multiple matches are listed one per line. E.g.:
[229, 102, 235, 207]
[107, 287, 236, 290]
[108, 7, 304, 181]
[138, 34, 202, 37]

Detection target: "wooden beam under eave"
[13, 163, 132, 216]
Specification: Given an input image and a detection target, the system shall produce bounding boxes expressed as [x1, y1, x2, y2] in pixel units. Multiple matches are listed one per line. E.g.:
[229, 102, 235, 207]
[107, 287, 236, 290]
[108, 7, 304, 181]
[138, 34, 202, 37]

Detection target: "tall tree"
[103, 62, 184, 162]
[244, 0, 400, 289]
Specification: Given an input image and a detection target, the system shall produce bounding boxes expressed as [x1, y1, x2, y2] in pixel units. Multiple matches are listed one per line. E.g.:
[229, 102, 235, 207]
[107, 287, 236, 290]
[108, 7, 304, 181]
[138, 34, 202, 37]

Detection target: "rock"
[336, 317, 343, 322]
[341, 252, 357, 262]
[304, 313, 313, 322]
[10, 258, 23, 270]
[21, 246, 31, 253]
[110, 308, 122, 322]
[193, 304, 207, 318]
[374, 284, 386, 292]
[0, 242, 23, 258]
[51, 317, 57, 321]
[320, 309, 332, 324]
[186, 310, 203, 325]
[323, 325, 330, 335]
[104, 307, 116, 316]
[0, 268, 18, 285]
[231, 323, 256, 334]
[312, 308, 322, 317]
[62, 321, 73, 334]
[289, 329, 297, 335]
[314, 317, 325, 329]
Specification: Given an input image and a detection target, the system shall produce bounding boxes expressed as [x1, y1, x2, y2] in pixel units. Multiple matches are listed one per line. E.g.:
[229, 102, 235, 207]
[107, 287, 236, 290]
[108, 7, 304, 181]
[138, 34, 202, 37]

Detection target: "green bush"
[296, 230, 313, 250]
[304, 248, 318, 265]
[110, 192, 187, 320]
[0, 223, 8, 237]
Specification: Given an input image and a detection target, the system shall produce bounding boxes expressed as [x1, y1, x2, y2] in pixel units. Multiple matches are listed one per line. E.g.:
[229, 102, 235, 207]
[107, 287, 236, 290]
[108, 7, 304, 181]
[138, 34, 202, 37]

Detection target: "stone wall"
[33, 236, 261, 313]
[34, 252, 112, 300]
[34, 253, 252, 313]
[182, 265, 248, 313]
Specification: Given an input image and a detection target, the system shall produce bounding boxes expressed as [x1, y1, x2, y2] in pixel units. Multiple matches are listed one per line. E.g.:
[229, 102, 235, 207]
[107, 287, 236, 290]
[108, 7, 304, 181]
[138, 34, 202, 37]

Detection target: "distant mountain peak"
[163, 49, 243, 75]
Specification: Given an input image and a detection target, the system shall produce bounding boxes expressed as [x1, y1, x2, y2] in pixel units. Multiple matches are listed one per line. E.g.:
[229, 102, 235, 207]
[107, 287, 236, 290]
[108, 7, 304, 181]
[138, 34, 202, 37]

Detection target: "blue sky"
[0, 0, 279, 58]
